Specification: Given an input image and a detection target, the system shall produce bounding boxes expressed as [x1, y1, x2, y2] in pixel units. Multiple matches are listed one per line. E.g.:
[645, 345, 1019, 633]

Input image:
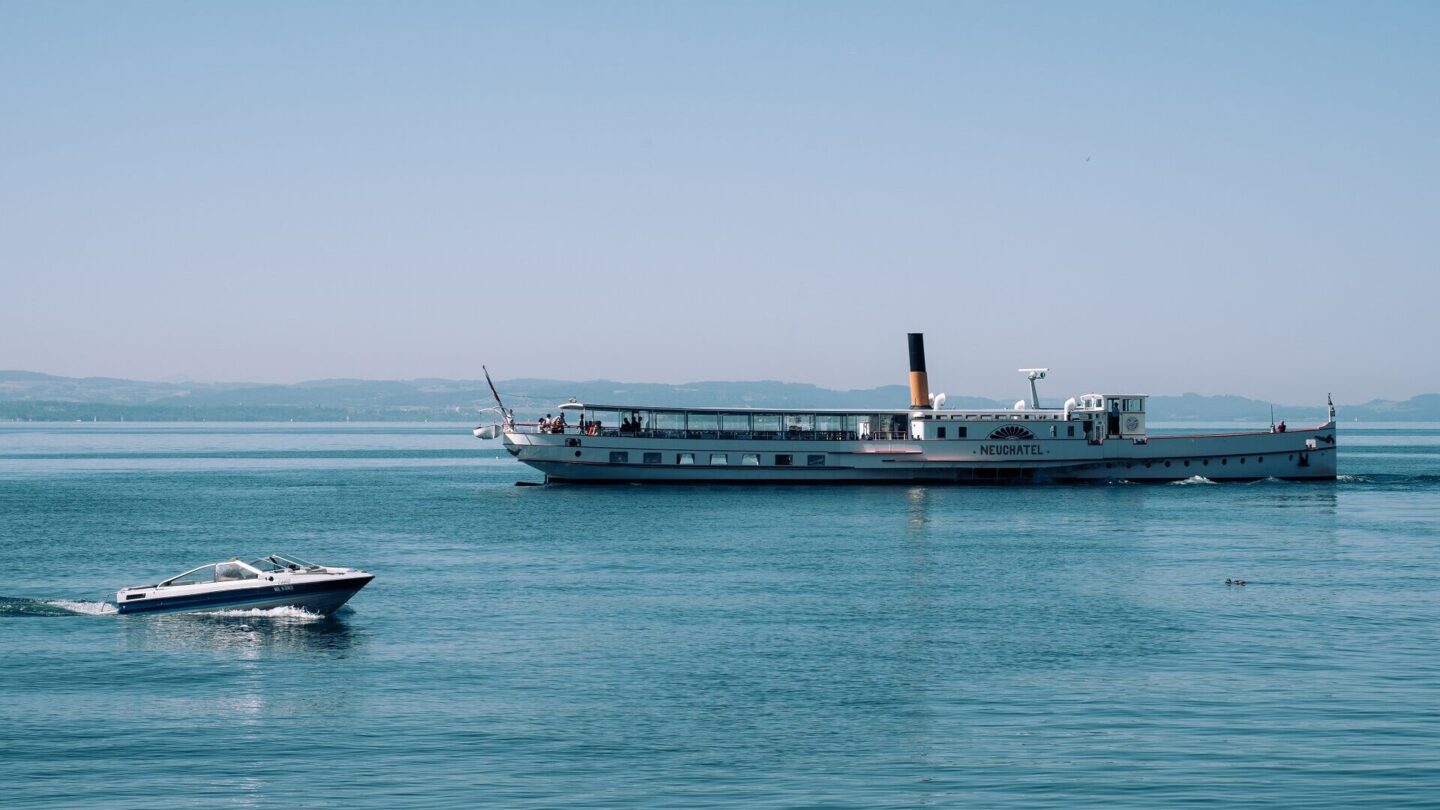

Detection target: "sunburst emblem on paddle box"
[988, 424, 1036, 440]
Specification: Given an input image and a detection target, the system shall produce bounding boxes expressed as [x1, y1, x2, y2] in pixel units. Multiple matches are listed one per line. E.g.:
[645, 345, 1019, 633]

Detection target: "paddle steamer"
[474, 334, 1337, 483]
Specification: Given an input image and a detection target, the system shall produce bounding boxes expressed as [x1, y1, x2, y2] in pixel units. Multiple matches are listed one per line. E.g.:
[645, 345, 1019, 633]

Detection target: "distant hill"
[0, 370, 1434, 422]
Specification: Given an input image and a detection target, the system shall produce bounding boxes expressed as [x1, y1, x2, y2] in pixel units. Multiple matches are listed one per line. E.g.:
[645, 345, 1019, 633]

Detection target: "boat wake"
[1170, 475, 1217, 485]
[49, 599, 120, 615]
[0, 597, 329, 621]
[199, 606, 327, 622]
[0, 597, 118, 617]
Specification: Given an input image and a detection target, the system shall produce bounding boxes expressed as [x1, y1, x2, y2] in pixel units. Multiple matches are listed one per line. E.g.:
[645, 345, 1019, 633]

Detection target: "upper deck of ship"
[553, 393, 1145, 419]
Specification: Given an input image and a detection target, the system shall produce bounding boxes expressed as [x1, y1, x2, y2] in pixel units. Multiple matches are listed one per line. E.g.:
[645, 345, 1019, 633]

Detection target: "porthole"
[1240, 457, 1246, 464]
[1106, 463, 1113, 469]
[1126, 463, 1133, 469]
[1203, 459, 1209, 466]
[1164, 461, 1171, 468]
[1184, 460, 1190, 467]
[1259, 456, 1264, 463]
[1288, 454, 1294, 461]
[1222, 459, 1228, 465]
[574, 450, 582, 457]
[1145, 462, 1152, 469]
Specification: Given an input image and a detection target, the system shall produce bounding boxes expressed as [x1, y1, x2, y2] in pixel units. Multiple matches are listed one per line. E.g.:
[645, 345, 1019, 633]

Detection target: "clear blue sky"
[2, 1, 1435, 402]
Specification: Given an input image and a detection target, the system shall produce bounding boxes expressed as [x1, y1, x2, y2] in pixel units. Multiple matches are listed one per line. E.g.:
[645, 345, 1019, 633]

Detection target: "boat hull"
[504, 425, 1338, 484]
[116, 574, 373, 616]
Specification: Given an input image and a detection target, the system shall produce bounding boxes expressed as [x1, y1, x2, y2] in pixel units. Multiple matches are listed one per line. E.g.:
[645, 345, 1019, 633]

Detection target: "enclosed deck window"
[720, 413, 751, 432]
[678, 453, 695, 465]
[609, 451, 629, 463]
[776, 454, 793, 466]
[807, 454, 826, 466]
[753, 413, 782, 434]
[643, 452, 662, 465]
[741, 453, 760, 466]
[710, 454, 728, 465]
[785, 414, 815, 434]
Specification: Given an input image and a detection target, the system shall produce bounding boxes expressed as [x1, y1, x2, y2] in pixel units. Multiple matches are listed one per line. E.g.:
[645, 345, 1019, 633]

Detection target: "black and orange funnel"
[907, 333, 930, 409]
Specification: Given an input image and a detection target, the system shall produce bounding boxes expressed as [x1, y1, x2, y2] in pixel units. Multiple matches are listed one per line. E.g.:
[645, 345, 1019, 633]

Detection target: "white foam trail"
[1170, 475, 1217, 485]
[46, 599, 118, 616]
[1337, 474, 1363, 482]
[204, 606, 325, 621]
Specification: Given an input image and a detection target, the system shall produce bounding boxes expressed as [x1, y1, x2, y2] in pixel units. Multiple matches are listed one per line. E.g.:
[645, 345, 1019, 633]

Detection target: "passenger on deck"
[1277, 421, 1287, 433]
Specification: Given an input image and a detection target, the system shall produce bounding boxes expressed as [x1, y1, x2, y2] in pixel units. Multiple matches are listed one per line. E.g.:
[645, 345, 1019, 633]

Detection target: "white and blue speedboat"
[116, 554, 373, 616]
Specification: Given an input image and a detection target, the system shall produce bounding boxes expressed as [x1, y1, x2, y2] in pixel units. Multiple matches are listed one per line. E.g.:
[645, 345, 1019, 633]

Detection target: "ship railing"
[532, 428, 918, 442]
[518, 424, 916, 442]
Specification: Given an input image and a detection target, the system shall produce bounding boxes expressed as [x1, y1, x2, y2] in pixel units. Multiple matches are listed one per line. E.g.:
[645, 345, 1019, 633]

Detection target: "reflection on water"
[120, 610, 360, 656]
[905, 485, 929, 530]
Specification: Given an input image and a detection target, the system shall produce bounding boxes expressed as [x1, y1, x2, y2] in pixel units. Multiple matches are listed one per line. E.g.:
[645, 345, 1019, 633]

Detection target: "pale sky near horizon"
[2, 1, 1436, 403]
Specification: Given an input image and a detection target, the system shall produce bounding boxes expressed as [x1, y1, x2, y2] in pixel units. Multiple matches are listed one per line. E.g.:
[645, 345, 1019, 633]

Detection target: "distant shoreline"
[3, 371, 1437, 422]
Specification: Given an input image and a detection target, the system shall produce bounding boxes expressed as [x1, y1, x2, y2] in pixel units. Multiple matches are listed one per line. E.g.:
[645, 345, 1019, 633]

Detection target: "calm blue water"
[2, 423, 1438, 807]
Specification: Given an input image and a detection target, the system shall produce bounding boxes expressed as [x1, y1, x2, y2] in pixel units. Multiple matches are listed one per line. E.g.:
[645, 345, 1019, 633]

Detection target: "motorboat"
[116, 554, 373, 616]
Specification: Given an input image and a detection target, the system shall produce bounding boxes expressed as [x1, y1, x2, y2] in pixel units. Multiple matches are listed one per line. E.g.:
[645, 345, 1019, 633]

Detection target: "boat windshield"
[249, 554, 320, 572]
[161, 561, 259, 586]
[162, 565, 216, 587]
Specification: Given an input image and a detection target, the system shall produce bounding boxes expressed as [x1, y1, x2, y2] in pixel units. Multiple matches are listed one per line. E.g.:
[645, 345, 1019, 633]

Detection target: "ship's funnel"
[907, 333, 930, 409]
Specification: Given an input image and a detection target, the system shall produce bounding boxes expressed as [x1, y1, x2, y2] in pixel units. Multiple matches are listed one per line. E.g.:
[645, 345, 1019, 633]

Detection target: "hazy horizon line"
[1, 368, 1432, 407]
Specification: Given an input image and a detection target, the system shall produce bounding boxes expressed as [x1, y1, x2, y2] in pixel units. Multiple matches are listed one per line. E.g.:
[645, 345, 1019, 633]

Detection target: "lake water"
[2, 423, 1438, 807]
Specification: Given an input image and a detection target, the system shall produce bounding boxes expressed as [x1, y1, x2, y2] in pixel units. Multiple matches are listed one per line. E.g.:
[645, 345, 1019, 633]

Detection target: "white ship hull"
[502, 423, 1336, 484]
